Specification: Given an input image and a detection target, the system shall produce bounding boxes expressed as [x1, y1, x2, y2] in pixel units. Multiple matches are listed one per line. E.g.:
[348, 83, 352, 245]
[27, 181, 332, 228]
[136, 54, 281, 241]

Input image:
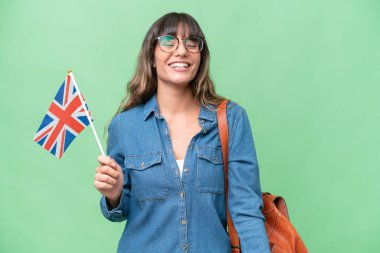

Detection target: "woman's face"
[153, 26, 201, 89]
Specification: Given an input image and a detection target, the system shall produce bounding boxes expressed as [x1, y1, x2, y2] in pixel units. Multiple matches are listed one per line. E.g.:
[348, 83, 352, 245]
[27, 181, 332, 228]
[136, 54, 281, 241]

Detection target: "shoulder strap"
[217, 100, 241, 253]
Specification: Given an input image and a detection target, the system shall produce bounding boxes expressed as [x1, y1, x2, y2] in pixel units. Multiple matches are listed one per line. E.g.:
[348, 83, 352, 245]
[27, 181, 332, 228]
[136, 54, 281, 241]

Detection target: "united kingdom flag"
[34, 74, 92, 158]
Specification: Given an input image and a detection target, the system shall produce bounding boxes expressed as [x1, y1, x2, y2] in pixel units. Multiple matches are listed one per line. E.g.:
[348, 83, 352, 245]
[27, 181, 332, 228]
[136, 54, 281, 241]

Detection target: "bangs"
[155, 13, 204, 38]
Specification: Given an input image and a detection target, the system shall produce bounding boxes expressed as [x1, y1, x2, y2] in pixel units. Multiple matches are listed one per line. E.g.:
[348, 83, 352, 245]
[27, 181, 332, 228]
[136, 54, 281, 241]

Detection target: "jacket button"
[180, 192, 184, 198]
[181, 219, 187, 225]
[141, 162, 144, 168]
[182, 244, 188, 251]
[183, 168, 189, 173]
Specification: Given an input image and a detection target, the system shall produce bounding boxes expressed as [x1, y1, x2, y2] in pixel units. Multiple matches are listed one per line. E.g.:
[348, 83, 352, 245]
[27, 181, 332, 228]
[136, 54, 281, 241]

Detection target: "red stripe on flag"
[44, 93, 86, 151]
[64, 75, 71, 106]
[48, 96, 85, 133]
[65, 95, 83, 116]
[59, 129, 65, 158]
[44, 121, 64, 151]
[34, 126, 53, 142]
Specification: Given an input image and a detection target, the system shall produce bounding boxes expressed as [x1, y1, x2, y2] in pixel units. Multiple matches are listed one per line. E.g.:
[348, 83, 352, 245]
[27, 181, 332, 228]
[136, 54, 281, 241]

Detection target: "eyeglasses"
[155, 35, 204, 54]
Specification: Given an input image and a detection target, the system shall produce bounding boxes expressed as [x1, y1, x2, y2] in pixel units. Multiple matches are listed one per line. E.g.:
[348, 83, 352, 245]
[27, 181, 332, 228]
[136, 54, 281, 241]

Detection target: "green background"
[1, 0, 379, 252]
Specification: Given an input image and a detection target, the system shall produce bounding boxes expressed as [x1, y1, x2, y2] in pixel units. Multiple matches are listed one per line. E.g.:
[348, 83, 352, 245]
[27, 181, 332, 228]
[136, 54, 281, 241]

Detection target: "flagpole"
[68, 70, 105, 156]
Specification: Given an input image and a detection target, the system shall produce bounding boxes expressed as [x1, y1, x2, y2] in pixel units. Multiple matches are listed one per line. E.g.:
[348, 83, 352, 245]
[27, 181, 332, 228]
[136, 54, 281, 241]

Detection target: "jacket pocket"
[125, 152, 168, 201]
[195, 146, 225, 194]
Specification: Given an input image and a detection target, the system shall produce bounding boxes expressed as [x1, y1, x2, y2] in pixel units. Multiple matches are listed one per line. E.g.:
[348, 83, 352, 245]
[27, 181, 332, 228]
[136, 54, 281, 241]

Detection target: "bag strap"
[217, 99, 241, 253]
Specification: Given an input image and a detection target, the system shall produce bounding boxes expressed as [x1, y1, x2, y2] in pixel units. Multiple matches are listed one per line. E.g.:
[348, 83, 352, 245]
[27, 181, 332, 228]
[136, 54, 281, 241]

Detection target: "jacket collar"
[143, 93, 159, 121]
[143, 93, 216, 122]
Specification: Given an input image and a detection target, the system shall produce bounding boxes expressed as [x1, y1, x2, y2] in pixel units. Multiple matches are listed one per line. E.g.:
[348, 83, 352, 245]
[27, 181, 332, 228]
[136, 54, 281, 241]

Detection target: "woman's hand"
[94, 156, 124, 208]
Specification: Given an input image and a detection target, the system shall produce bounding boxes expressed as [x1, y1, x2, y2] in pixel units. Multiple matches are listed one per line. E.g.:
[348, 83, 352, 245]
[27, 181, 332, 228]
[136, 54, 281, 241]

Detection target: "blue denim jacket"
[100, 94, 270, 253]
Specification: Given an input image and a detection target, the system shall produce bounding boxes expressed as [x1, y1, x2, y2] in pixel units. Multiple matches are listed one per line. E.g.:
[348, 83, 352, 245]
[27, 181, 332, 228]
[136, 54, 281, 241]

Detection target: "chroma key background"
[0, 0, 379, 252]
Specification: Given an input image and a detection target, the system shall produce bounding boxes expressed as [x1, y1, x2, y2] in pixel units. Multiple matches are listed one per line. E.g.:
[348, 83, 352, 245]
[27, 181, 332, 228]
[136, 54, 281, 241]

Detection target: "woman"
[94, 12, 270, 253]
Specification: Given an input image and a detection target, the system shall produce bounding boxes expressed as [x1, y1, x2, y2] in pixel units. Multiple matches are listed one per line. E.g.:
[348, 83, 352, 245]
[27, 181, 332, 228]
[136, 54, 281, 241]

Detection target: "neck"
[156, 83, 198, 117]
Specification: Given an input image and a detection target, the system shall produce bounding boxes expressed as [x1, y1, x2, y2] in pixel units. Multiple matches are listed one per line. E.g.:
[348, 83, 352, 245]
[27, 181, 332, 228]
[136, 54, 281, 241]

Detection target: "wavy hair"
[116, 12, 224, 114]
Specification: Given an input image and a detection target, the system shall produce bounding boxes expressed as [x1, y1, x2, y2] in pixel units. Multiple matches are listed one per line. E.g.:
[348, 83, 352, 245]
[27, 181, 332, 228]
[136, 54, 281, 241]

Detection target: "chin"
[170, 76, 194, 86]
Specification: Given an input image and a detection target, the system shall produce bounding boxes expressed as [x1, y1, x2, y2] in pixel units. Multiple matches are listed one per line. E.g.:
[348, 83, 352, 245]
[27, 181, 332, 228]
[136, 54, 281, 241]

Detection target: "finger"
[95, 173, 117, 185]
[97, 166, 119, 178]
[94, 180, 113, 190]
[98, 155, 117, 168]
[110, 158, 121, 170]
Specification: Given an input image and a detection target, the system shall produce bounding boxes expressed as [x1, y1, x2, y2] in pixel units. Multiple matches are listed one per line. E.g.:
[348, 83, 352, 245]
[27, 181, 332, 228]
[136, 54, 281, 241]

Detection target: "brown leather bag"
[217, 100, 308, 253]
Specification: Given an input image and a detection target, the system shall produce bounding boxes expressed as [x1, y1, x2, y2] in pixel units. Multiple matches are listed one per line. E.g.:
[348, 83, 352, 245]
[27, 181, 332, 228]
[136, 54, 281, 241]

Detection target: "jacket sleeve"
[99, 114, 131, 222]
[227, 106, 270, 253]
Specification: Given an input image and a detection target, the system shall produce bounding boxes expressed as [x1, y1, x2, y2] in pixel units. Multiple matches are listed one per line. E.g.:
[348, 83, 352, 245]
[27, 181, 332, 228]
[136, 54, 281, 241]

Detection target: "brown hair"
[116, 12, 224, 114]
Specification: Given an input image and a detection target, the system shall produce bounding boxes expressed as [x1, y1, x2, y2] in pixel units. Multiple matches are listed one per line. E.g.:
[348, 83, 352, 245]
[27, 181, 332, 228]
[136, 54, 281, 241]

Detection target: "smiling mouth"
[169, 62, 190, 69]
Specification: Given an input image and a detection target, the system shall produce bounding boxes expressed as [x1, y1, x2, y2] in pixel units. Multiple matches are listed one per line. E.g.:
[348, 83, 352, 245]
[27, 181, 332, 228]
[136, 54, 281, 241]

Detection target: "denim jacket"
[100, 94, 270, 253]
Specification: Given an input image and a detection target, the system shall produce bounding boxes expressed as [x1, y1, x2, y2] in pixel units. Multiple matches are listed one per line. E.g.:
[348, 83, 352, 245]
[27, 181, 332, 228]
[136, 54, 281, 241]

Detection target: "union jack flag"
[34, 74, 92, 158]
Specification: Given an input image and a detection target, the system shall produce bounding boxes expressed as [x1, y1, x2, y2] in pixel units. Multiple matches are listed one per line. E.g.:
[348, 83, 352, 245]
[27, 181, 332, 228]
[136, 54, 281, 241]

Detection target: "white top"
[176, 159, 184, 179]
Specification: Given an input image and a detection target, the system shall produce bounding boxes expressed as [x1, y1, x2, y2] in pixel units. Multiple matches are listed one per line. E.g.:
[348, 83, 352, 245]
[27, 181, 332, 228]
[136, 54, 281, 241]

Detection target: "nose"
[175, 40, 188, 56]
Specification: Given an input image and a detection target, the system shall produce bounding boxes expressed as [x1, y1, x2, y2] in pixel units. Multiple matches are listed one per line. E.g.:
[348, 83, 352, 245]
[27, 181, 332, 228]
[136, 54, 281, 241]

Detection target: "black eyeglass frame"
[155, 35, 204, 54]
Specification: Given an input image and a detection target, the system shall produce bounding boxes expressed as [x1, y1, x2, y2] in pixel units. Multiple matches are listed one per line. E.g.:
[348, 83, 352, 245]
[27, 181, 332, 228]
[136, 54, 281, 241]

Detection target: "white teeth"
[170, 62, 189, 68]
